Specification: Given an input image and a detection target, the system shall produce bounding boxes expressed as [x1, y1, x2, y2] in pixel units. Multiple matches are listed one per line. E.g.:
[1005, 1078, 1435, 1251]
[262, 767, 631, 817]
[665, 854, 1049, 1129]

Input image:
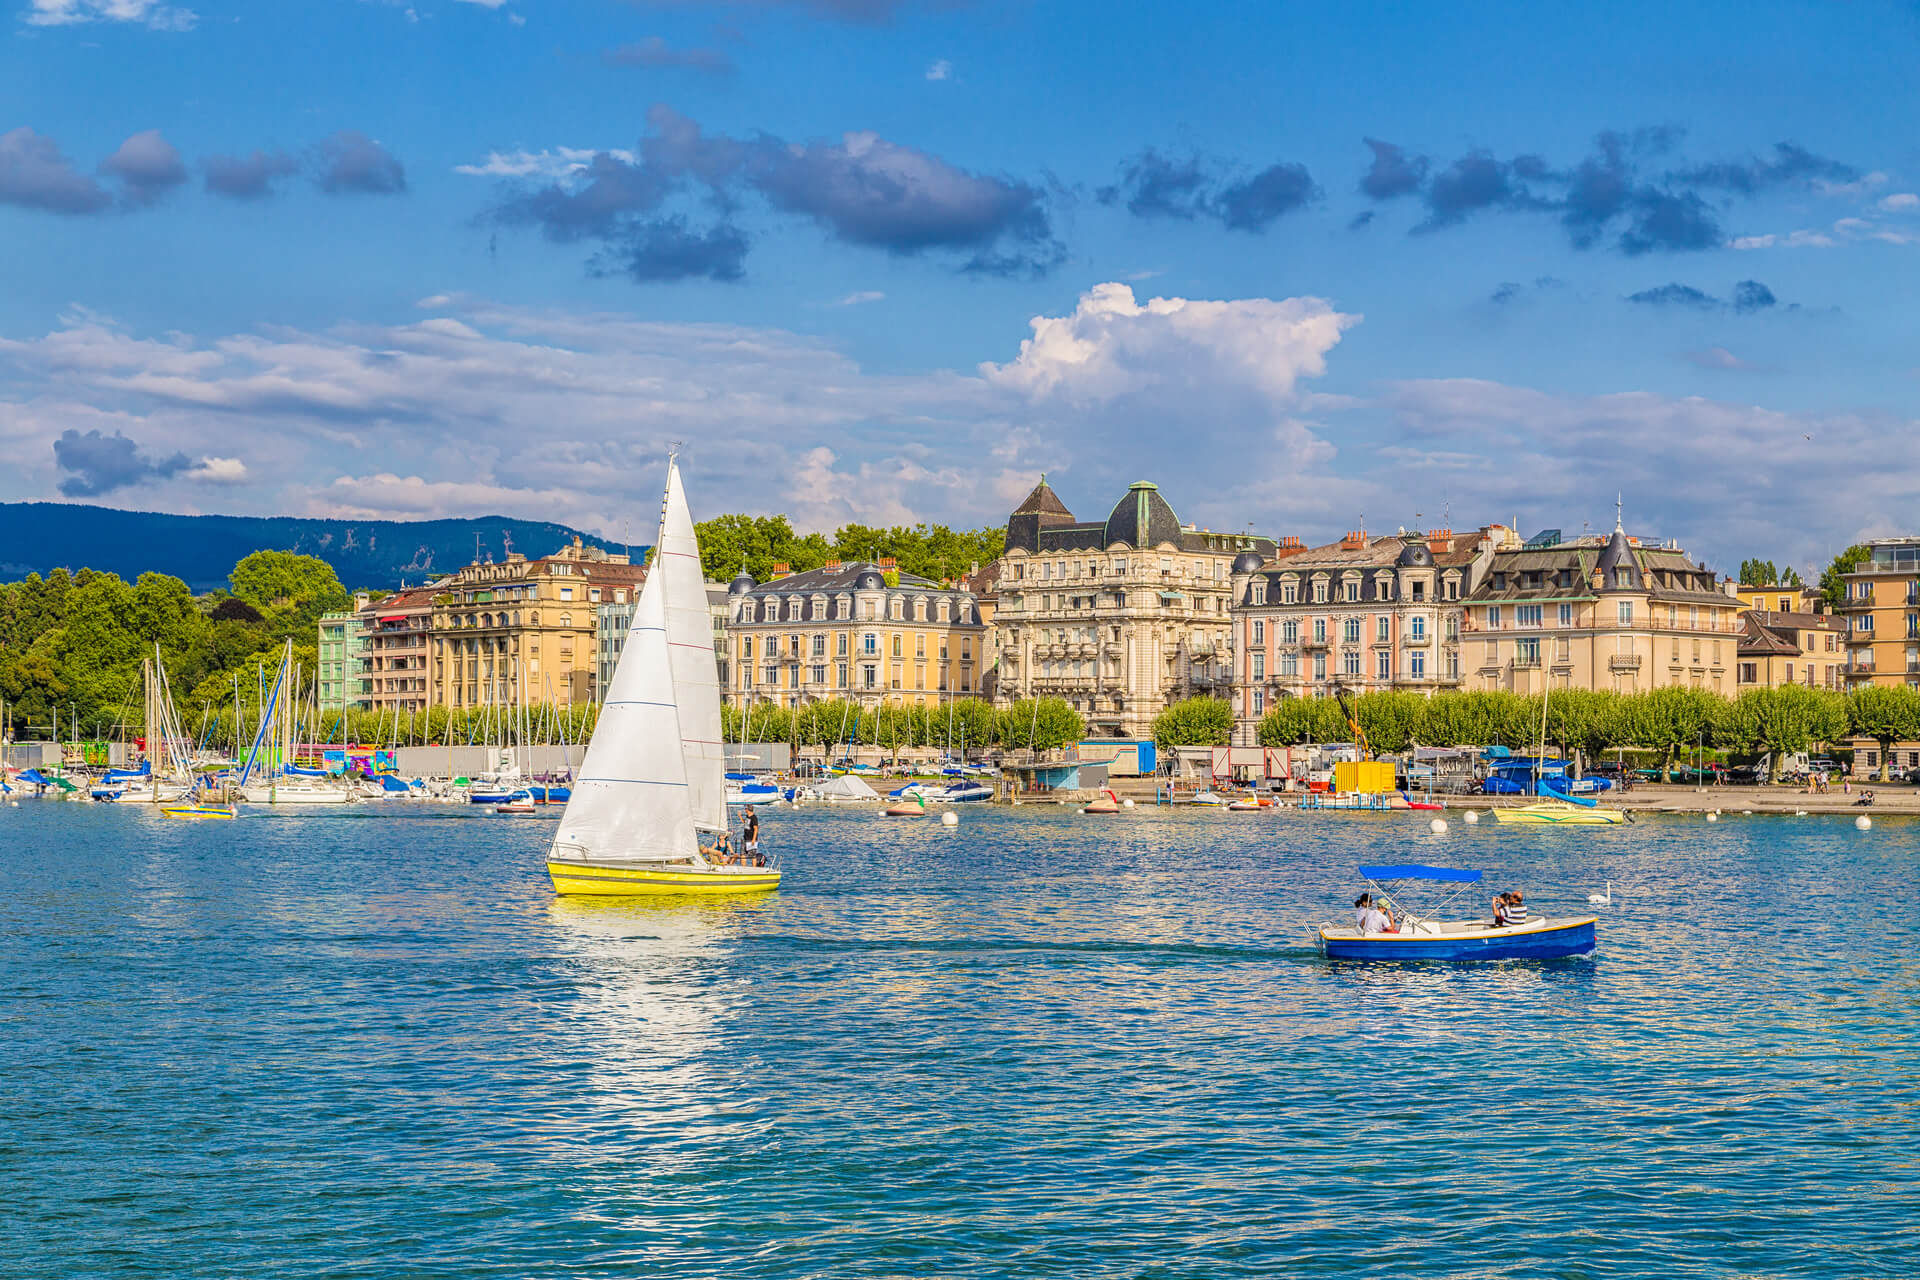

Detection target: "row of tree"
[694, 514, 1004, 585]
[1147, 685, 1920, 780]
[0, 552, 360, 737]
[722, 696, 1086, 753]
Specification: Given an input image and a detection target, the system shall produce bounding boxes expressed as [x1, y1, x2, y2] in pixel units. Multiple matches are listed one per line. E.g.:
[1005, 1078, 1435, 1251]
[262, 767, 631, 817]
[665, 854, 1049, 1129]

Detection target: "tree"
[1715, 686, 1845, 762]
[1846, 685, 1920, 780]
[228, 551, 349, 633]
[1256, 696, 1346, 746]
[1623, 686, 1724, 781]
[1820, 544, 1871, 611]
[1779, 565, 1803, 587]
[996, 697, 1084, 753]
[1353, 691, 1425, 754]
[1739, 558, 1779, 587]
[1152, 696, 1234, 748]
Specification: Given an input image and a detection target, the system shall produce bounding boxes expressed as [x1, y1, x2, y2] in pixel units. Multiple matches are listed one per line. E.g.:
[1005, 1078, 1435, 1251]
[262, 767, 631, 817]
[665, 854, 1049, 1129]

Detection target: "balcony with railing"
[1402, 630, 1431, 647]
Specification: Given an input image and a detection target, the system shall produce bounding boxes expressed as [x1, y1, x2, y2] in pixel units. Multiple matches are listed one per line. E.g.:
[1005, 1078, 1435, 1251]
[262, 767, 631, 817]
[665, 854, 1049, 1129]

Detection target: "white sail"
[550, 567, 698, 863]
[658, 459, 728, 834]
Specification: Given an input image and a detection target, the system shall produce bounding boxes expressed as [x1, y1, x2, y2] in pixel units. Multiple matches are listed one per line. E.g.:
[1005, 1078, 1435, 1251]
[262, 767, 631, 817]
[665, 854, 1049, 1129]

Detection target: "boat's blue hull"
[1322, 918, 1596, 962]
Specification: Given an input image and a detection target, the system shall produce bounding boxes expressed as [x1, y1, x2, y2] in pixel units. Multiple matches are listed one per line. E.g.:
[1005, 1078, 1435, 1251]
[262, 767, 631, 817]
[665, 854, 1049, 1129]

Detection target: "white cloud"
[1729, 229, 1837, 250]
[185, 456, 247, 483]
[453, 147, 633, 180]
[1879, 192, 1920, 213]
[836, 290, 885, 306]
[1813, 170, 1887, 198]
[925, 59, 952, 81]
[23, 0, 194, 29]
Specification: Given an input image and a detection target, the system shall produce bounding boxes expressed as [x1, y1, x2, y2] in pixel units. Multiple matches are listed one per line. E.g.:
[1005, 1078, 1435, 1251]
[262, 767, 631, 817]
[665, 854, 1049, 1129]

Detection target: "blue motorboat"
[1315, 864, 1597, 962]
[1481, 757, 1612, 796]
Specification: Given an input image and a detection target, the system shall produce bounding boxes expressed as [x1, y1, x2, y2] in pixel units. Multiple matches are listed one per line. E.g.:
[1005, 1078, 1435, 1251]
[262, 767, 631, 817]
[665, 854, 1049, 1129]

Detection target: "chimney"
[771, 562, 790, 577]
[1427, 528, 1453, 555]
[878, 557, 897, 570]
[824, 558, 842, 570]
[1340, 530, 1367, 551]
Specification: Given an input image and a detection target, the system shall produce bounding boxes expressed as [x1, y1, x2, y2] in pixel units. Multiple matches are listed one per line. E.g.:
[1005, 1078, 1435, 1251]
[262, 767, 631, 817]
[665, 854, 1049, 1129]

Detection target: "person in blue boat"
[1494, 891, 1529, 927]
[1353, 893, 1397, 933]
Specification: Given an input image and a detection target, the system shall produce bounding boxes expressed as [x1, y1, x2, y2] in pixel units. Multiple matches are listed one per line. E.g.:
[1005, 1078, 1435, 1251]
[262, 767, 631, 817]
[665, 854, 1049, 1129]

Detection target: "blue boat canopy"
[1358, 864, 1482, 883]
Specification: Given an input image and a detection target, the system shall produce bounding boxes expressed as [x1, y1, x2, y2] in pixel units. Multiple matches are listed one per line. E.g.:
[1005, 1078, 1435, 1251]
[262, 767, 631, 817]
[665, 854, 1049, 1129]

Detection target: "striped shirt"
[1500, 902, 1529, 925]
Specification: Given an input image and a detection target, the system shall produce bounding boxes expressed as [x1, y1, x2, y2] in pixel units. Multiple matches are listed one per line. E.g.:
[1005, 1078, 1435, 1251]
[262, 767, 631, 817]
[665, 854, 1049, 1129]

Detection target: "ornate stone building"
[429, 538, 646, 708]
[726, 559, 987, 708]
[990, 478, 1275, 739]
[1228, 528, 1498, 740]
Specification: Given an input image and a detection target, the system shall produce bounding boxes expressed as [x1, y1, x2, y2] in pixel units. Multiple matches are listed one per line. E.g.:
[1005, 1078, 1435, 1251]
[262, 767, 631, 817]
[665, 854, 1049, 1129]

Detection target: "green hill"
[0, 503, 632, 592]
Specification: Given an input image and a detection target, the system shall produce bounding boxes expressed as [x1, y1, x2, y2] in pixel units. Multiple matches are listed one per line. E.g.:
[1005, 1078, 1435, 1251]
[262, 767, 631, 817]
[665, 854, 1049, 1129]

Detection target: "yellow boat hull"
[547, 859, 781, 896]
[160, 804, 237, 820]
[1493, 802, 1627, 826]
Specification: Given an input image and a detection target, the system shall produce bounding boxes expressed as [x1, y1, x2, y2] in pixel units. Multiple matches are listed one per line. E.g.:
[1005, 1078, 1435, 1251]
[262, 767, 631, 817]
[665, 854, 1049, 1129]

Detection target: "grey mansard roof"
[1003, 476, 1275, 558]
[731, 560, 983, 626]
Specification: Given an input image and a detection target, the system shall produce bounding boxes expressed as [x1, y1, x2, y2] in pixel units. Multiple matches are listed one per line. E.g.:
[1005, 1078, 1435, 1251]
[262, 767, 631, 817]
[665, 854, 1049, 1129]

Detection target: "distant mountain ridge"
[0, 503, 632, 593]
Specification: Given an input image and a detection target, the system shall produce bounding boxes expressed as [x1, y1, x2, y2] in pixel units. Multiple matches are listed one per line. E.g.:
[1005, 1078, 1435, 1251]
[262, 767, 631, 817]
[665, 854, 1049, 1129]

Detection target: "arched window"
[560, 613, 573, 628]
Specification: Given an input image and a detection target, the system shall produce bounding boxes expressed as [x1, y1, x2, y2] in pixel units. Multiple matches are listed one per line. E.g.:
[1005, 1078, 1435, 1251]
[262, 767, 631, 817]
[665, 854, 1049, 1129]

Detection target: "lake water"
[2, 801, 1915, 1278]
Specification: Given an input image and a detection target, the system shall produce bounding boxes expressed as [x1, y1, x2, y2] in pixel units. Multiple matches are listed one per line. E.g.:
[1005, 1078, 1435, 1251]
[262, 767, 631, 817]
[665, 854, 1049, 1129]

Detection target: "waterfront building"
[1733, 582, 1825, 616]
[597, 582, 732, 702]
[317, 594, 372, 714]
[1836, 538, 1920, 690]
[990, 478, 1275, 740]
[1228, 528, 1497, 739]
[429, 537, 645, 708]
[364, 587, 437, 715]
[726, 559, 986, 709]
[1736, 609, 1847, 690]
[1460, 518, 1738, 696]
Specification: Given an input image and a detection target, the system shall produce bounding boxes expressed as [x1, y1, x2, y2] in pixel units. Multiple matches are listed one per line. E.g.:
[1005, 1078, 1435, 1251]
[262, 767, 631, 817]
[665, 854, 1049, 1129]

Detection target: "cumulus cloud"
[1358, 138, 1426, 200]
[603, 37, 734, 74]
[483, 104, 1061, 280]
[0, 128, 112, 214]
[1098, 149, 1316, 232]
[99, 129, 188, 207]
[925, 59, 952, 81]
[23, 0, 195, 29]
[1880, 192, 1920, 212]
[203, 149, 299, 200]
[52, 429, 194, 496]
[314, 131, 407, 195]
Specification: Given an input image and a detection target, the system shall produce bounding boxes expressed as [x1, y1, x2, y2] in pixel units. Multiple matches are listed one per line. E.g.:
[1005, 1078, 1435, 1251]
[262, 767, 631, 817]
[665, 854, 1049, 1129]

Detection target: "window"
[862, 663, 878, 689]
[1443, 578, 1458, 601]
[1282, 620, 1299, 644]
[1282, 581, 1298, 604]
[1252, 689, 1265, 715]
[1253, 581, 1267, 606]
[1313, 618, 1327, 644]
[1411, 616, 1426, 640]
[1516, 637, 1540, 666]
[1376, 650, 1390, 680]
[1312, 579, 1328, 604]
[837, 633, 849, 656]
[1114, 559, 1126, 574]
[1778, 596, 1792, 612]
[1343, 618, 1360, 644]
[1857, 614, 1874, 633]
[1487, 606, 1502, 629]
[837, 662, 848, 688]
[812, 634, 827, 657]
[1517, 605, 1542, 628]
[1281, 653, 1299, 676]
[1739, 662, 1757, 683]
[1376, 616, 1390, 643]
[862, 632, 879, 655]
[1410, 651, 1426, 679]
[1559, 603, 1572, 626]
[1252, 620, 1265, 644]
[1786, 662, 1795, 682]
[1343, 650, 1361, 676]
[1313, 654, 1327, 680]
[1252, 653, 1265, 680]
[1618, 602, 1634, 626]
[1344, 580, 1360, 603]
[812, 663, 827, 684]
[559, 587, 574, 601]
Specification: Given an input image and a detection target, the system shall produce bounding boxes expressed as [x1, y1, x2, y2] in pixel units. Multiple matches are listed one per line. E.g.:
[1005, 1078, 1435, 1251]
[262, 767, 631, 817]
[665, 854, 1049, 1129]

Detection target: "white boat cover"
[815, 775, 881, 801]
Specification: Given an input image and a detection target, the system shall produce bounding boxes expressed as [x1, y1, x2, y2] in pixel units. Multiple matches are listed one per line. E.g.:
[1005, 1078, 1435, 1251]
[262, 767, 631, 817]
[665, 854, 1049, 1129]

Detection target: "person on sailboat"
[707, 830, 736, 864]
[742, 806, 762, 866]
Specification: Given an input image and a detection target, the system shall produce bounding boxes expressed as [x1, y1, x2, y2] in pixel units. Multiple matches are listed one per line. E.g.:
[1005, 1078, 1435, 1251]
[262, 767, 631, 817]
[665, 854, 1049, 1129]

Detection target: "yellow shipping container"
[1334, 760, 1395, 794]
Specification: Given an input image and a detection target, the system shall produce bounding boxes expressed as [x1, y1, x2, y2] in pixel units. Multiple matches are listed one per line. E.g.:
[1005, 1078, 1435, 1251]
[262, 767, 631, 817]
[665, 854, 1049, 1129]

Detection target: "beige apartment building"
[1733, 582, 1824, 616]
[429, 538, 646, 708]
[1228, 527, 1498, 738]
[726, 559, 987, 708]
[1461, 521, 1738, 696]
[1837, 537, 1920, 689]
[1736, 609, 1847, 690]
[990, 479, 1275, 739]
[363, 587, 436, 714]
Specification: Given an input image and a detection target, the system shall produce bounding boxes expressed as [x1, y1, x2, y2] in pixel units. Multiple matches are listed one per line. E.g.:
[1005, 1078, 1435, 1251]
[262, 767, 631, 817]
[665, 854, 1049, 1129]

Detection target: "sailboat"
[546, 458, 779, 896]
[1493, 678, 1627, 826]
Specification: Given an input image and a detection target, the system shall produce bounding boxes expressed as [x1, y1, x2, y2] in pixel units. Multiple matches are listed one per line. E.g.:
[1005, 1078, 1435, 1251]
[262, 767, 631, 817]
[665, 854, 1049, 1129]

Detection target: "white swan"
[1587, 880, 1611, 907]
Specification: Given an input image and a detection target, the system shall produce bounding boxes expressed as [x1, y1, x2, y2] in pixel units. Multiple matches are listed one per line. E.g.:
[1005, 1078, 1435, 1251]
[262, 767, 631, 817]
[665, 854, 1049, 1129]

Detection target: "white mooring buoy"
[1855, 815, 1871, 830]
[1121, 798, 1135, 808]
[1429, 818, 1448, 834]
[1463, 810, 1480, 824]
[1706, 812, 1718, 823]
[940, 810, 959, 827]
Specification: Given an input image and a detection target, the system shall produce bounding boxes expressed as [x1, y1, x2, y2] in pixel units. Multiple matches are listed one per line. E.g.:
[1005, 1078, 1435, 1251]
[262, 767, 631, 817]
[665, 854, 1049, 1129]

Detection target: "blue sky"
[4, 0, 1918, 576]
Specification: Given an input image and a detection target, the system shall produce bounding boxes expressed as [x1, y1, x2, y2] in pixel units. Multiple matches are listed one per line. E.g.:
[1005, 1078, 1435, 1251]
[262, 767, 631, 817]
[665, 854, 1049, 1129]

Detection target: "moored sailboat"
[546, 458, 778, 896]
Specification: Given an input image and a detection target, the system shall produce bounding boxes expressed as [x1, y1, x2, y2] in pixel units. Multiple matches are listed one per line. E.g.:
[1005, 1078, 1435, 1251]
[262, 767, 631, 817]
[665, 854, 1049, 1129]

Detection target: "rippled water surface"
[3, 801, 1917, 1278]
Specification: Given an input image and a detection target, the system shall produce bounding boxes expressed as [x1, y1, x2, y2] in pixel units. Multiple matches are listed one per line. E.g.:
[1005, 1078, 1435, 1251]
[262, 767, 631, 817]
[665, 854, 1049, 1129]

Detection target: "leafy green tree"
[1152, 696, 1234, 748]
[1623, 686, 1724, 781]
[1352, 691, 1425, 754]
[1820, 544, 1871, 611]
[996, 697, 1085, 752]
[1738, 558, 1778, 587]
[229, 551, 349, 622]
[1779, 565, 1803, 587]
[1846, 685, 1920, 780]
[1256, 696, 1346, 746]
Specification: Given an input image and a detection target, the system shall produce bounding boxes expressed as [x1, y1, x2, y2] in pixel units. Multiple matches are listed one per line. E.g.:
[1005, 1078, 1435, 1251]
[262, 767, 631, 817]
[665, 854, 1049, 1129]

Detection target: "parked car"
[1722, 766, 1762, 785]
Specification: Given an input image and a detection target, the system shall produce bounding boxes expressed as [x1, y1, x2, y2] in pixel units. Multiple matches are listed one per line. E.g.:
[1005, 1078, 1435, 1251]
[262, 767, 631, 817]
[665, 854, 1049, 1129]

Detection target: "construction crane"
[1331, 682, 1371, 760]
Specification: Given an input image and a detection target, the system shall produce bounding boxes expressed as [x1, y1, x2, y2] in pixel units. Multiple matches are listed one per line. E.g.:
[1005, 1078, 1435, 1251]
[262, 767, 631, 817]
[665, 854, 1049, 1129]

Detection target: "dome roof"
[854, 569, 887, 590]
[1597, 523, 1635, 581]
[1232, 550, 1266, 574]
[1103, 481, 1182, 550]
[1395, 539, 1434, 568]
[727, 571, 757, 596]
